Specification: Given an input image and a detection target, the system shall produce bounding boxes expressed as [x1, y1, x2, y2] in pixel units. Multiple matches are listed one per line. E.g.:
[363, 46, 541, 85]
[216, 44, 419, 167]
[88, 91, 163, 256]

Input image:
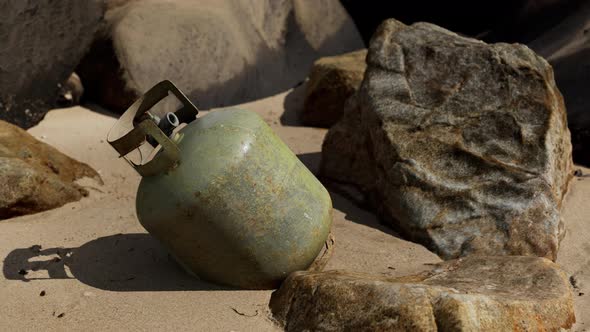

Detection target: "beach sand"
[0, 85, 587, 330]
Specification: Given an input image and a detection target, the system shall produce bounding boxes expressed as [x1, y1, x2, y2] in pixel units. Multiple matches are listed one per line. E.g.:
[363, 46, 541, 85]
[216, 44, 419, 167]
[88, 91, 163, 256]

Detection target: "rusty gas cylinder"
[107, 80, 333, 289]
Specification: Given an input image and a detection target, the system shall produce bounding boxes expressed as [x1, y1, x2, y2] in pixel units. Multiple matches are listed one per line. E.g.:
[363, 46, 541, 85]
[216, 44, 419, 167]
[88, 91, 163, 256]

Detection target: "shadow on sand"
[3, 233, 229, 292]
[551, 47, 590, 167]
[3, 153, 400, 293]
[280, 81, 307, 127]
[296, 151, 400, 238]
[296, 151, 322, 175]
[82, 102, 120, 118]
[3, 200, 401, 294]
[329, 190, 401, 238]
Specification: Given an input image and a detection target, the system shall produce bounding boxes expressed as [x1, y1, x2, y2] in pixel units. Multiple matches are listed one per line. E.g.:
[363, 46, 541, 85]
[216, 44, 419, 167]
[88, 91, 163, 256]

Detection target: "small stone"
[57, 73, 84, 107]
[301, 49, 367, 127]
[570, 275, 579, 288]
[39, 290, 46, 296]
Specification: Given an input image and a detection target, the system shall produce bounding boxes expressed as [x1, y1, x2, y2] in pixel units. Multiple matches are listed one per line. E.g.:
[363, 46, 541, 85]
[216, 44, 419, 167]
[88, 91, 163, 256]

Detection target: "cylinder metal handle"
[107, 80, 199, 176]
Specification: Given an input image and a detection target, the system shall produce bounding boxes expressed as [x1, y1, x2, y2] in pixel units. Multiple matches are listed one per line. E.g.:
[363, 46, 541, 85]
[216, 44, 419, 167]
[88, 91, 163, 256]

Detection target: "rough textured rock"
[0, 121, 100, 219]
[0, 0, 104, 128]
[302, 49, 366, 127]
[77, 0, 364, 113]
[270, 256, 575, 331]
[528, 0, 590, 166]
[321, 19, 573, 260]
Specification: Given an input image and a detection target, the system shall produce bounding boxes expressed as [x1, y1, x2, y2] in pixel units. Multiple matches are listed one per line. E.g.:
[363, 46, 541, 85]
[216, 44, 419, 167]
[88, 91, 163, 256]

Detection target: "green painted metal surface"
[135, 109, 333, 289]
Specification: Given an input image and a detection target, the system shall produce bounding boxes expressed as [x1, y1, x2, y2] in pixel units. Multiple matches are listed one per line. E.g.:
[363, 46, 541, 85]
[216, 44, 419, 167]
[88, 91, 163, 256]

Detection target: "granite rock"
[270, 256, 575, 331]
[0, 120, 100, 219]
[301, 49, 367, 127]
[321, 19, 574, 260]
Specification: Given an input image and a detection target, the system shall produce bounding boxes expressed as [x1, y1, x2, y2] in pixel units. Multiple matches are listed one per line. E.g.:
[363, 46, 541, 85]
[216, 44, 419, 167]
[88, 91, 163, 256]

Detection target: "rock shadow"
[82, 103, 120, 118]
[328, 186, 402, 238]
[280, 81, 307, 127]
[297, 151, 321, 175]
[297, 151, 401, 237]
[3, 233, 229, 292]
[550, 47, 590, 166]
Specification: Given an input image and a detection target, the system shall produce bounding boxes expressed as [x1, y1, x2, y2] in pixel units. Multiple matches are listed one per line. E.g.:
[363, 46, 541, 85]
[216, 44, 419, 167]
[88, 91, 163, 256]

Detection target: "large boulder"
[321, 19, 573, 260]
[301, 49, 367, 127]
[0, 121, 100, 219]
[0, 0, 104, 128]
[270, 256, 575, 331]
[77, 0, 364, 113]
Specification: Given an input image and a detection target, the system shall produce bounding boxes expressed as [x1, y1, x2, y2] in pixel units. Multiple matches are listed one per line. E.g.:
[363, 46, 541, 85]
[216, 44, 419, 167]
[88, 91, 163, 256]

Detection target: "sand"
[0, 84, 587, 330]
[0, 86, 444, 331]
[558, 166, 590, 331]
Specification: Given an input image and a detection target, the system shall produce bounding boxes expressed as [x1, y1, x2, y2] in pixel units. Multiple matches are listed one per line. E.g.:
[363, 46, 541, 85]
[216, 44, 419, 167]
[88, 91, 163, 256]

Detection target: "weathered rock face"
[270, 256, 575, 331]
[321, 19, 573, 260]
[302, 49, 366, 127]
[77, 0, 364, 113]
[0, 0, 104, 128]
[0, 121, 100, 219]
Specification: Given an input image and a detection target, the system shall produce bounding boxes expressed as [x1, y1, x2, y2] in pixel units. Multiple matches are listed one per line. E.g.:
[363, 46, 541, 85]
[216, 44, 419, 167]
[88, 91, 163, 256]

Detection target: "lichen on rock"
[321, 19, 574, 260]
[270, 256, 576, 331]
[0, 120, 101, 219]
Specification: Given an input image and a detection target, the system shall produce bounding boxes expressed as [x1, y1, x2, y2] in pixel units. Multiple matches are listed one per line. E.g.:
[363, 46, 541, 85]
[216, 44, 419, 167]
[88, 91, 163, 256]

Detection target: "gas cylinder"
[107, 80, 333, 289]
